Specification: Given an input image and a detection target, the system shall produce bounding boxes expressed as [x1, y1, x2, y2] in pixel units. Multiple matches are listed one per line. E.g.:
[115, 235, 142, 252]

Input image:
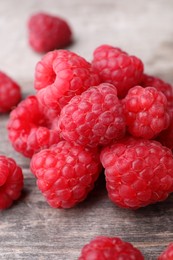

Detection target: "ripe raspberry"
[58, 83, 126, 148]
[123, 85, 170, 139]
[35, 50, 100, 112]
[30, 140, 101, 208]
[28, 12, 72, 53]
[141, 74, 173, 108]
[0, 71, 21, 113]
[158, 243, 173, 260]
[0, 155, 23, 210]
[78, 236, 144, 260]
[7, 95, 60, 158]
[100, 137, 173, 209]
[91, 44, 144, 98]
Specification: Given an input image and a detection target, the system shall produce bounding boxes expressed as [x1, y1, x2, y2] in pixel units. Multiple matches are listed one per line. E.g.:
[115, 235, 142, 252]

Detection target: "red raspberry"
[158, 243, 173, 260]
[30, 140, 101, 208]
[123, 85, 170, 139]
[0, 71, 21, 113]
[7, 96, 60, 158]
[58, 83, 126, 148]
[78, 236, 144, 260]
[28, 12, 72, 53]
[91, 44, 144, 98]
[100, 137, 173, 209]
[0, 155, 23, 210]
[35, 50, 100, 112]
[141, 74, 173, 108]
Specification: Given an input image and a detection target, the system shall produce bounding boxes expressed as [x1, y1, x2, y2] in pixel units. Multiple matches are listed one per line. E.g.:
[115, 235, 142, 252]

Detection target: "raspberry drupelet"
[28, 12, 72, 53]
[0, 155, 23, 210]
[91, 44, 144, 98]
[158, 243, 173, 260]
[7, 95, 61, 158]
[0, 71, 21, 113]
[30, 140, 102, 208]
[78, 236, 144, 260]
[58, 83, 126, 148]
[141, 74, 173, 109]
[100, 137, 173, 209]
[156, 109, 173, 150]
[35, 49, 100, 112]
[123, 85, 170, 139]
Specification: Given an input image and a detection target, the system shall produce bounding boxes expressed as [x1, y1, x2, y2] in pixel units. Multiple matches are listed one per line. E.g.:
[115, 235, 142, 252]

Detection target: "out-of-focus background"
[0, 0, 173, 259]
[1, 0, 173, 85]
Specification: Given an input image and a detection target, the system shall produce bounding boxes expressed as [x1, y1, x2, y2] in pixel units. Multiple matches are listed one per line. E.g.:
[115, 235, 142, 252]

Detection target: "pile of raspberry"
[6, 44, 173, 212]
[1, 11, 172, 259]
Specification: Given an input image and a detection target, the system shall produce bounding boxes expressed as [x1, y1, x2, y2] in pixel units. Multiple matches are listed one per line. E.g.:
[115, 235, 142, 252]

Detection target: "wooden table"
[0, 0, 173, 259]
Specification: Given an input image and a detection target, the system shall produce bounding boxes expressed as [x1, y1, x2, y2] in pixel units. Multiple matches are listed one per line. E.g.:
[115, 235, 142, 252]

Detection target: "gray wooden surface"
[0, 0, 173, 259]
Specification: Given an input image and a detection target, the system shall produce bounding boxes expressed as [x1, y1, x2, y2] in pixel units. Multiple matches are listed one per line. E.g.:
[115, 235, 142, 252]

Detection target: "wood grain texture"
[0, 0, 173, 259]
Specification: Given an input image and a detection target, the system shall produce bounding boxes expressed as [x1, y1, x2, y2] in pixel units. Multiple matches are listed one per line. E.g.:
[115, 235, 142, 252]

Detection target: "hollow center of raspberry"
[49, 69, 56, 85]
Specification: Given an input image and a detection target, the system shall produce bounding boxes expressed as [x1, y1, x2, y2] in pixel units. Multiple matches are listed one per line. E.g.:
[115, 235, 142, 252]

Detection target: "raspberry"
[35, 50, 100, 112]
[30, 140, 101, 208]
[123, 85, 170, 139]
[58, 83, 126, 148]
[78, 236, 144, 260]
[0, 71, 21, 113]
[100, 137, 173, 209]
[158, 243, 173, 260]
[28, 12, 72, 53]
[7, 95, 60, 158]
[0, 155, 23, 210]
[91, 44, 144, 98]
[141, 74, 173, 108]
